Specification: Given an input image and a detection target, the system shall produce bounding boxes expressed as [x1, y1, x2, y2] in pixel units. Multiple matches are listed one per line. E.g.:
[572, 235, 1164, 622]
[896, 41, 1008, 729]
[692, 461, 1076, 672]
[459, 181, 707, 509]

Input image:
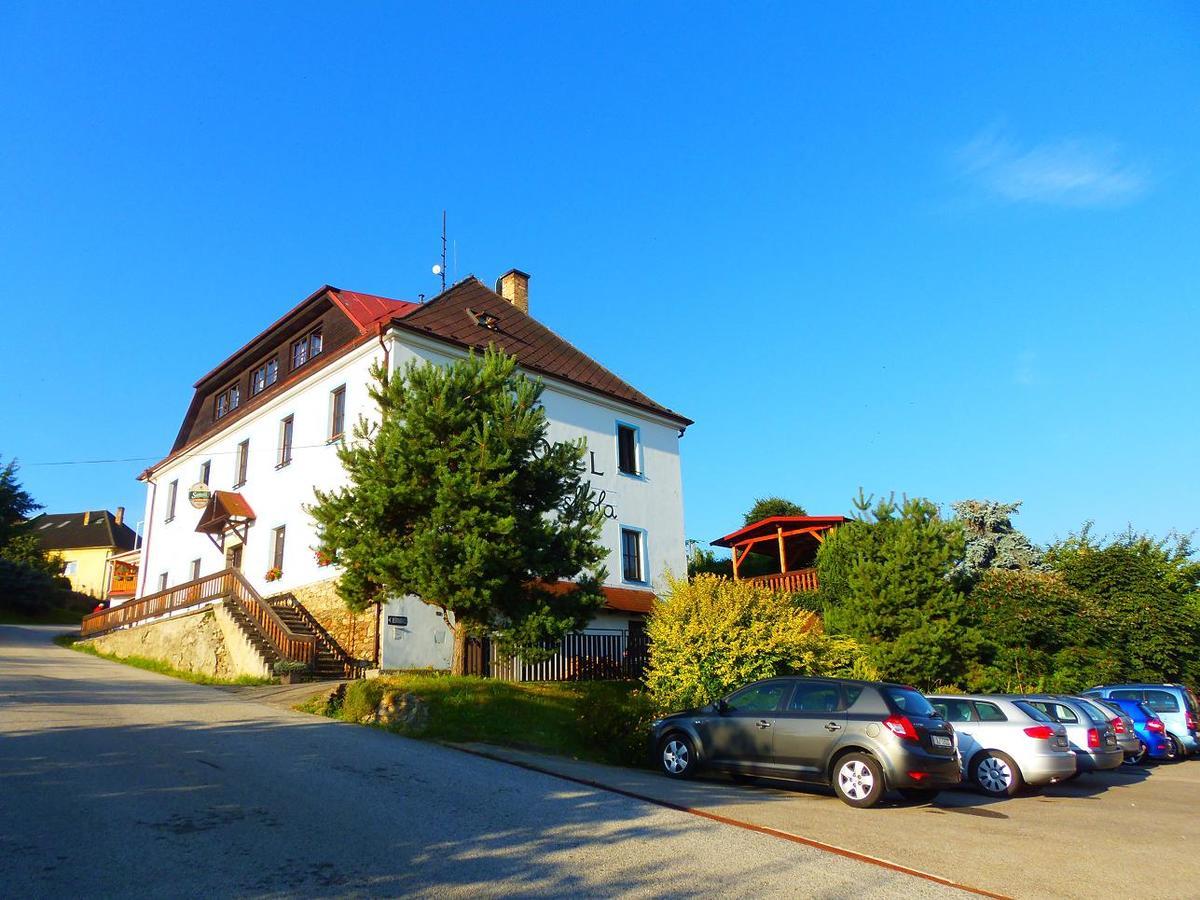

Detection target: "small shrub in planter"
[273, 659, 309, 683]
[264, 567, 283, 582]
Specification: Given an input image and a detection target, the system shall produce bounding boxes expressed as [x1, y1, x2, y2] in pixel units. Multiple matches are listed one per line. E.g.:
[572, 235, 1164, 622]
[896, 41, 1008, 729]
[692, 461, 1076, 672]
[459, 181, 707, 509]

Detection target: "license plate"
[931, 734, 952, 748]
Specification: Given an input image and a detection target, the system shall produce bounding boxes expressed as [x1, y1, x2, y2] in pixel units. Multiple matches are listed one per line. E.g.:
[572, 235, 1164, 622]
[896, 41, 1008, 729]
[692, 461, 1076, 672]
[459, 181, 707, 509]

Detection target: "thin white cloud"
[956, 126, 1149, 208]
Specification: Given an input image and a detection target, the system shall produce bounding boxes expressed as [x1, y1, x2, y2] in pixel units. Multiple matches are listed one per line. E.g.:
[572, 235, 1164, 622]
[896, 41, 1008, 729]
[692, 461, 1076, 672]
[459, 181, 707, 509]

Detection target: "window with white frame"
[165, 480, 178, 522]
[250, 357, 279, 396]
[290, 329, 323, 371]
[62, 560, 78, 576]
[199, 459, 211, 484]
[617, 423, 641, 476]
[620, 527, 645, 583]
[278, 416, 294, 467]
[215, 383, 240, 419]
[329, 386, 346, 440]
[157, 572, 168, 592]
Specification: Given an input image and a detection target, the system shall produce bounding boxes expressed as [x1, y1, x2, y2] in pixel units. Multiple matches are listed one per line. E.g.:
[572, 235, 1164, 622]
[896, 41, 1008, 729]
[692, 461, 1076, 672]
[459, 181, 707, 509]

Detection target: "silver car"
[1023, 695, 1124, 773]
[1072, 695, 1139, 758]
[931, 695, 1076, 796]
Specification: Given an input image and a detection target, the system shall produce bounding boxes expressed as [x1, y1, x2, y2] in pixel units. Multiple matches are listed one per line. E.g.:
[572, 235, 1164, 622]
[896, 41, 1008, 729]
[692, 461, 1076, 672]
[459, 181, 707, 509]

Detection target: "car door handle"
[755, 720, 772, 729]
[824, 722, 842, 732]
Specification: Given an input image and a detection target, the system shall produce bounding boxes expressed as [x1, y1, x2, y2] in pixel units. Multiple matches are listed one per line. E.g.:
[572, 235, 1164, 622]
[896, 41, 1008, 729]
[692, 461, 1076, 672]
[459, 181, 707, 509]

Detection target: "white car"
[930, 694, 1077, 797]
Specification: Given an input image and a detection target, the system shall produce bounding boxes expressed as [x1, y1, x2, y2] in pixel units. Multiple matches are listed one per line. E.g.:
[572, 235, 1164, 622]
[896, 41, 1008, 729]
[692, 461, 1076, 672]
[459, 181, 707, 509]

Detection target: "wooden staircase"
[81, 568, 365, 680]
[267, 593, 365, 680]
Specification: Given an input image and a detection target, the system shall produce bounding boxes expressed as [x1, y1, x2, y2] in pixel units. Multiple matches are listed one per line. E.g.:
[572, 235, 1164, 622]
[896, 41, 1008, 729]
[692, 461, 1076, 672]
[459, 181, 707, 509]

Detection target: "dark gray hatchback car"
[650, 676, 961, 807]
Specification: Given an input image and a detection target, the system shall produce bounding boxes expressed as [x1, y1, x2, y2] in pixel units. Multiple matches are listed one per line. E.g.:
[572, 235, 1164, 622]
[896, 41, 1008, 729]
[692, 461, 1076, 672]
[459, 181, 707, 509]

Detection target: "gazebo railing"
[747, 567, 819, 594]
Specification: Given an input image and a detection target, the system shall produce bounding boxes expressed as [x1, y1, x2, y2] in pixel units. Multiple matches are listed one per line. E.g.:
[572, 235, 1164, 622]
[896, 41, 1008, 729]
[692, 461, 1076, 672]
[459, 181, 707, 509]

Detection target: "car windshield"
[1186, 689, 1199, 715]
[884, 687, 936, 717]
[1013, 701, 1053, 723]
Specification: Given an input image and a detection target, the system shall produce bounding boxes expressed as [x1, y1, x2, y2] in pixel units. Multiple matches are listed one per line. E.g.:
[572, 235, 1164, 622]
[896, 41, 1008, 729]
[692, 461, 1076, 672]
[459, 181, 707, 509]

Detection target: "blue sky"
[1, 2, 1197, 550]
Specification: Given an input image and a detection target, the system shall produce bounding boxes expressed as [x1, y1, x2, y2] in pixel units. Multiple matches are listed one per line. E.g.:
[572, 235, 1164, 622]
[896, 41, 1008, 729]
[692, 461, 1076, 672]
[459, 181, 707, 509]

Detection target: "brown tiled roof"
[393, 278, 692, 427]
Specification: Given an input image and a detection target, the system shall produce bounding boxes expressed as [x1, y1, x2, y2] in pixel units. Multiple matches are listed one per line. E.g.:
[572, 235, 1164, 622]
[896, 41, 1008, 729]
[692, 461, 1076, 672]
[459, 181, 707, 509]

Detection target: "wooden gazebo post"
[777, 525, 787, 575]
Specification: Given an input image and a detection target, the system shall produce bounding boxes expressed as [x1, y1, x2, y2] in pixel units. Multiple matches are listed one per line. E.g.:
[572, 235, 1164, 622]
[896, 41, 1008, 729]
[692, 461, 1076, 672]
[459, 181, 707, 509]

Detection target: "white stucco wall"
[134, 323, 688, 672]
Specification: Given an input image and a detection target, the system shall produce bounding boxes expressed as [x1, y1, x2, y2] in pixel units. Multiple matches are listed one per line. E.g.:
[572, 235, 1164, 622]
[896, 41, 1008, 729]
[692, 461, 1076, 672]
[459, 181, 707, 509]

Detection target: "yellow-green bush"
[645, 574, 866, 711]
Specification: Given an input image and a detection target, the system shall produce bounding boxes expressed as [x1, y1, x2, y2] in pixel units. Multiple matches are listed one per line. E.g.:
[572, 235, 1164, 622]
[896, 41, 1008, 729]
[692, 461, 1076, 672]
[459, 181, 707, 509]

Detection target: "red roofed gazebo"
[712, 516, 846, 593]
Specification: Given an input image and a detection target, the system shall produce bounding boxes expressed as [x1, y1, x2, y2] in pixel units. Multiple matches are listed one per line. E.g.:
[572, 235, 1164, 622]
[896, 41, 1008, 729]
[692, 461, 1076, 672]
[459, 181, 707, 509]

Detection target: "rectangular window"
[62, 560, 78, 576]
[190, 559, 201, 581]
[250, 357, 279, 396]
[215, 383, 241, 419]
[157, 572, 168, 592]
[235, 439, 249, 487]
[165, 480, 178, 522]
[271, 525, 286, 573]
[199, 460, 211, 484]
[278, 416, 294, 467]
[290, 329, 323, 371]
[329, 386, 346, 440]
[617, 423, 640, 476]
[621, 527, 644, 582]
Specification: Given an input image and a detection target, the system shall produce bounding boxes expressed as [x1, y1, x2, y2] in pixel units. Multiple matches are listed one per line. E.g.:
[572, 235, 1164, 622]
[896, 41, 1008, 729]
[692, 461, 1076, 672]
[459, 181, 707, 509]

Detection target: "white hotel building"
[131, 270, 691, 670]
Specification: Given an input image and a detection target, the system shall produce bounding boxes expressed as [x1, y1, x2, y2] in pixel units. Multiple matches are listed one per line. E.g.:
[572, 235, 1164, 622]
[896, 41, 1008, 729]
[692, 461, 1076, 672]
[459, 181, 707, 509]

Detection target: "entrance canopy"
[712, 515, 846, 581]
[195, 491, 256, 550]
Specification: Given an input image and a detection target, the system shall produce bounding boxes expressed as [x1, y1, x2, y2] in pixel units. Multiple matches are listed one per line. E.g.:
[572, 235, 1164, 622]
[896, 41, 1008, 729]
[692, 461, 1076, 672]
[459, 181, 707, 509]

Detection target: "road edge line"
[449, 743, 1009, 900]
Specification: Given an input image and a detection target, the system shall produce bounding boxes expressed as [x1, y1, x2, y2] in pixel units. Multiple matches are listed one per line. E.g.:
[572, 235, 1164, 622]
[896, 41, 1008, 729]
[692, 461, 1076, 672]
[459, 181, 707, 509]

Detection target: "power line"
[23, 440, 355, 468]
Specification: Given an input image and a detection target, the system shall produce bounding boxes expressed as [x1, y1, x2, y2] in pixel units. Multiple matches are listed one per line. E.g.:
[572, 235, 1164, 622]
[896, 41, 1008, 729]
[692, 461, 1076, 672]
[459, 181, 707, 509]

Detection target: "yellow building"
[31, 509, 138, 599]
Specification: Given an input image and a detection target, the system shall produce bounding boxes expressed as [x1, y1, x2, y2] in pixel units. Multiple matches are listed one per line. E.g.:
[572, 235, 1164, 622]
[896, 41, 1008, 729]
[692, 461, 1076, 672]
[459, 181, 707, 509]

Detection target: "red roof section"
[712, 515, 848, 548]
[330, 289, 419, 332]
[543, 580, 657, 614]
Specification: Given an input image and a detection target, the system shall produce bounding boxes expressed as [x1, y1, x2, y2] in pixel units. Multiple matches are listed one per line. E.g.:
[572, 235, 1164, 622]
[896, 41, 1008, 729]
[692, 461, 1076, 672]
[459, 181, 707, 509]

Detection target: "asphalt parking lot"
[462, 743, 1200, 899]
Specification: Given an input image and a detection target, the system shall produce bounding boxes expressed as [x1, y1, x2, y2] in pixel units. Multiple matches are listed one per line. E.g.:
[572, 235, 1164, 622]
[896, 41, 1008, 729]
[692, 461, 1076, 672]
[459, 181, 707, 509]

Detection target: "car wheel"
[1165, 735, 1182, 761]
[971, 750, 1024, 798]
[898, 788, 940, 804]
[658, 734, 696, 779]
[832, 753, 885, 808]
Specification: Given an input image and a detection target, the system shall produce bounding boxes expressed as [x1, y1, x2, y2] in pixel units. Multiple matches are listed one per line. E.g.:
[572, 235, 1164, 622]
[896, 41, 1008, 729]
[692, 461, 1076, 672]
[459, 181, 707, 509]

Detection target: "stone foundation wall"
[289, 577, 378, 664]
[83, 605, 268, 679]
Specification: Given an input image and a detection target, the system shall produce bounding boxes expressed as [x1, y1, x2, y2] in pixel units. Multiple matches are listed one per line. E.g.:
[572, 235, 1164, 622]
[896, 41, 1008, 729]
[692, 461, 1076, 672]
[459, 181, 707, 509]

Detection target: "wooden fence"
[468, 630, 649, 682]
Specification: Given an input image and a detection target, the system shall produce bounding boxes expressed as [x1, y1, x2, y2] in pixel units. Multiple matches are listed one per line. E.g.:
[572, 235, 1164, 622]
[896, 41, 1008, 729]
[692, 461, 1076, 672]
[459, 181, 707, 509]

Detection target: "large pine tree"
[308, 348, 608, 673]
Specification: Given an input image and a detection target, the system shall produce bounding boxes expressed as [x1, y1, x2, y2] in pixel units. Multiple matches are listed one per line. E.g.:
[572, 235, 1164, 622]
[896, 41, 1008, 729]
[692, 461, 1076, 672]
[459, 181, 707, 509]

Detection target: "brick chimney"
[496, 269, 530, 315]
[115, 507, 125, 526]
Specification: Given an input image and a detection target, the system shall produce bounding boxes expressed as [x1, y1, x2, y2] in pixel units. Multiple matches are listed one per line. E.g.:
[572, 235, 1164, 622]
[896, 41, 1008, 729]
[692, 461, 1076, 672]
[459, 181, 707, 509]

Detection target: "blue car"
[1095, 698, 1174, 763]
[1086, 684, 1200, 758]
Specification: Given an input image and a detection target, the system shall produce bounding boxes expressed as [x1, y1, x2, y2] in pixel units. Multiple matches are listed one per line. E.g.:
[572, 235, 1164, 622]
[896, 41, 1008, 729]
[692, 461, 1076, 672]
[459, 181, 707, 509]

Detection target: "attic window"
[467, 308, 499, 330]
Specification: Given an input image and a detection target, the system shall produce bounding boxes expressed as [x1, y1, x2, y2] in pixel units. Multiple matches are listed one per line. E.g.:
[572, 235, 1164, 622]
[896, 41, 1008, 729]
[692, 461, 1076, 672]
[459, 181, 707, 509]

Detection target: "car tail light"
[1024, 725, 1055, 740]
[1110, 717, 1125, 734]
[884, 715, 919, 741]
[1087, 727, 1100, 749]
[1147, 718, 1165, 733]
[1187, 712, 1197, 732]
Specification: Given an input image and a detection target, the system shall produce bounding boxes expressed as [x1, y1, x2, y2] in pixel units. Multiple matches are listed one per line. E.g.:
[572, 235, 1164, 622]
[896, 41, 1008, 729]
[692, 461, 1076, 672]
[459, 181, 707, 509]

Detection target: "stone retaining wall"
[83, 605, 267, 679]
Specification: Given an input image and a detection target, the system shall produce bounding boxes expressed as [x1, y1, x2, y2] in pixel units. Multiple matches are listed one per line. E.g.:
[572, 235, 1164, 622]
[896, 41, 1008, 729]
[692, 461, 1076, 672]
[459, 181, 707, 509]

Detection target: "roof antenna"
[431, 210, 447, 294]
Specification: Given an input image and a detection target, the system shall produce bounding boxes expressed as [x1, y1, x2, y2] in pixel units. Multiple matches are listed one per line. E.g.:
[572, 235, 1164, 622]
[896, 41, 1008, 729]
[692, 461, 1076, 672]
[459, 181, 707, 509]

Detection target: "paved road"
[464, 729, 1200, 898]
[0, 626, 961, 899]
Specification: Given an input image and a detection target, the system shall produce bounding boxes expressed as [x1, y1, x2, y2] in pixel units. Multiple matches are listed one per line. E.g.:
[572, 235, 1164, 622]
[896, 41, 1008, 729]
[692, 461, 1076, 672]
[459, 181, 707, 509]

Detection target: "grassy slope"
[55, 635, 274, 686]
[0, 607, 85, 625]
[308, 674, 641, 763]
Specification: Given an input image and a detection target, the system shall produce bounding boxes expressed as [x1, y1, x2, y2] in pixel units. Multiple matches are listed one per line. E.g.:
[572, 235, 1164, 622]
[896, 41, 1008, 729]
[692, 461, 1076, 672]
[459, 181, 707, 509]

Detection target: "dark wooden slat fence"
[468, 630, 648, 682]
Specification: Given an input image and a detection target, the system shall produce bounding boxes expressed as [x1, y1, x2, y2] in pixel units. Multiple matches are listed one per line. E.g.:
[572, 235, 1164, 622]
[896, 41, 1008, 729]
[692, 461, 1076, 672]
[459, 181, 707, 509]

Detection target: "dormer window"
[251, 358, 279, 396]
[291, 329, 323, 371]
[215, 383, 241, 419]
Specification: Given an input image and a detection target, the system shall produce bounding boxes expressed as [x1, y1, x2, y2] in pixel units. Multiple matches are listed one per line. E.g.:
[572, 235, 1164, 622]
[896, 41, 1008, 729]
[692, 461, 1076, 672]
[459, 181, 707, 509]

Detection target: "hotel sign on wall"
[533, 438, 617, 520]
[188, 482, 212, 509]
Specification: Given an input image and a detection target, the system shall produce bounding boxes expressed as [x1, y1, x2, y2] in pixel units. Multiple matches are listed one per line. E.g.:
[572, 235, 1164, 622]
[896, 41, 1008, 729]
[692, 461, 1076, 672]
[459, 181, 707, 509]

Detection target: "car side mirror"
[716, 699, 730, 715]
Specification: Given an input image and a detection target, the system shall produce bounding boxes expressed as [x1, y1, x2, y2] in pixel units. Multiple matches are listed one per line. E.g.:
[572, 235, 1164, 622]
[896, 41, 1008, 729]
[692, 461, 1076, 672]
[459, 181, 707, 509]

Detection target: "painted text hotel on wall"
[129, 270, 692, 670]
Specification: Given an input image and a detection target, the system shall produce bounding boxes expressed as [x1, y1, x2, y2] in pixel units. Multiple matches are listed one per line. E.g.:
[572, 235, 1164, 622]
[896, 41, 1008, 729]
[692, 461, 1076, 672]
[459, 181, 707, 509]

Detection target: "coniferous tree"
[818, 492, 987, 688]
[743, 496, 807, 525]
[307, 349, 608, 673]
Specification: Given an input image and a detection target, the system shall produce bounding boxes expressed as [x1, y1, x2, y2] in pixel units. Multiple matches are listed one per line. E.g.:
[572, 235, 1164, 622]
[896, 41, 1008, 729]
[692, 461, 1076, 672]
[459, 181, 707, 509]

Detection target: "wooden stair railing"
[81, 570, 236, 638]
[80, 569, 317, 670]
[224, 571, 317, 669]
[270, 593, 366, 679]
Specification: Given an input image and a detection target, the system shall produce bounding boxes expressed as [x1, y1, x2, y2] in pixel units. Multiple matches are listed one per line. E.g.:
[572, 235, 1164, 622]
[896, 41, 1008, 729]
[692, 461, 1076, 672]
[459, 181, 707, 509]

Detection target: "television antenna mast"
[431, 210, 447, 294]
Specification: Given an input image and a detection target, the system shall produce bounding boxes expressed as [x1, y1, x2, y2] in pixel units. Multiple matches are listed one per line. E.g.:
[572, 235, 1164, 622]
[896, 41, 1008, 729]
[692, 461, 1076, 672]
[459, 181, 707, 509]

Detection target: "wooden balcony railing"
[747, 567, 819, 594]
